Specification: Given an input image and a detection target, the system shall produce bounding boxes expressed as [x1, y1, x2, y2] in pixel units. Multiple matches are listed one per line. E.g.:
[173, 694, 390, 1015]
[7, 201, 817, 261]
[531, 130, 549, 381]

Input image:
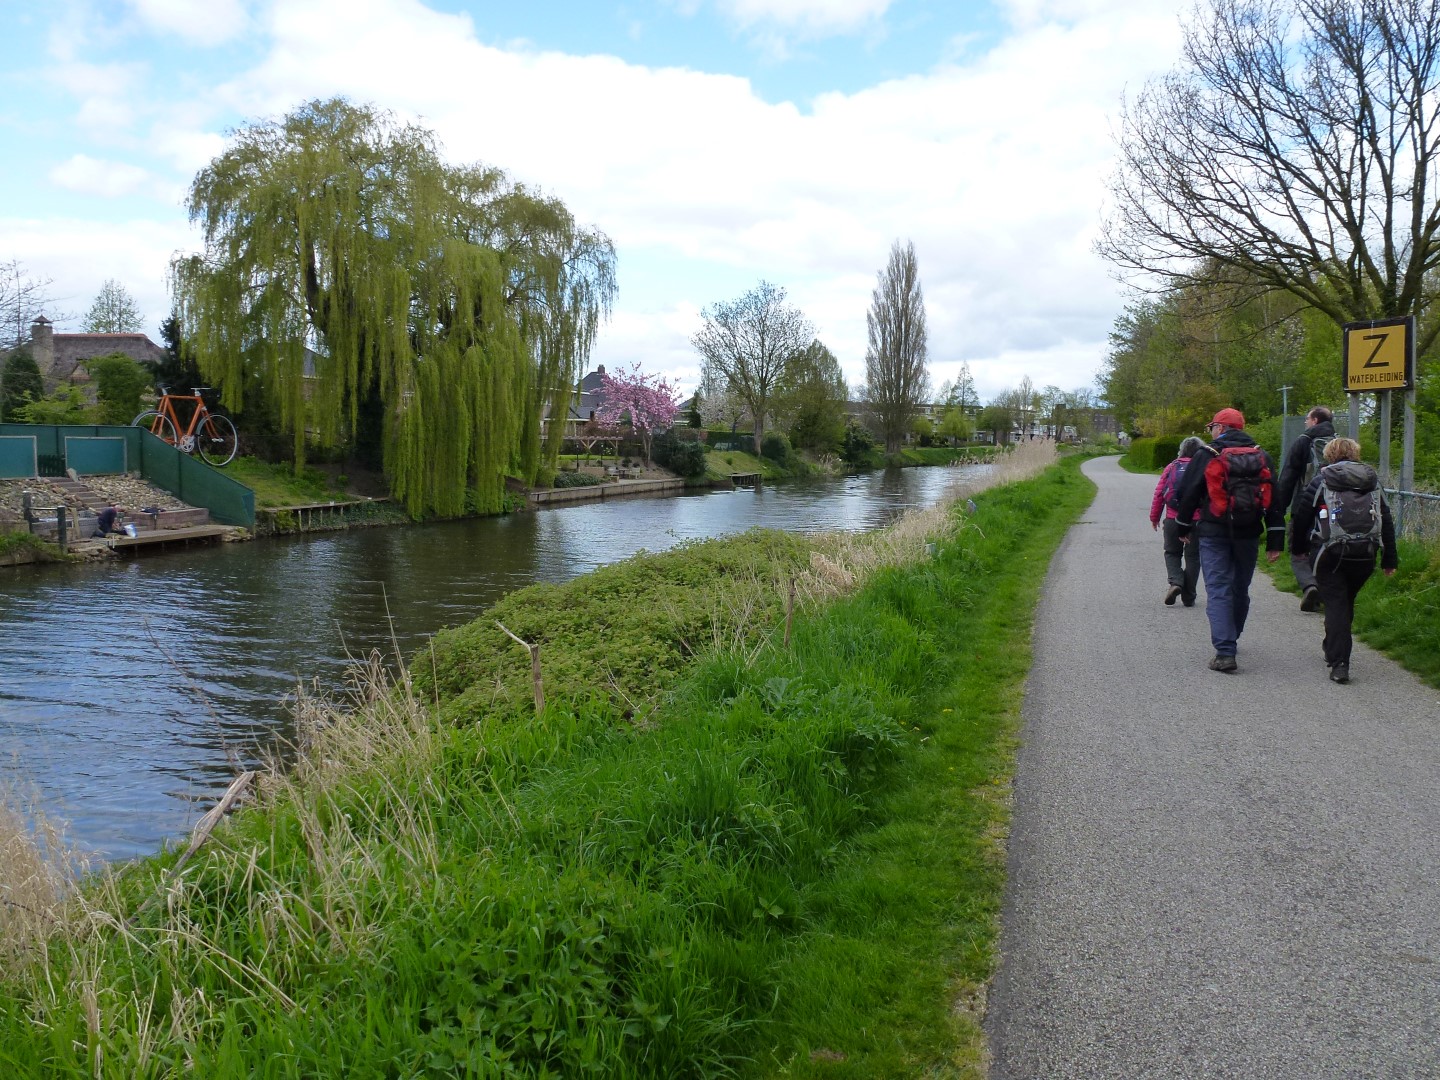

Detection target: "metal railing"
[1385, 489, 1440, 543]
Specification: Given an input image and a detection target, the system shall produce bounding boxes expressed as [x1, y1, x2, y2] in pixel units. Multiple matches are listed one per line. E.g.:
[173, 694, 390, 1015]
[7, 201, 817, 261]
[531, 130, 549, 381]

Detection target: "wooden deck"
[76, 524, 235, 554]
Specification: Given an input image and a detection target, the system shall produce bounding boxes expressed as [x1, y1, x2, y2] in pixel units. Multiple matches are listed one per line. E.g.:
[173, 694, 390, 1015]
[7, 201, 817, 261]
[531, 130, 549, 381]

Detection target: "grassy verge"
[1260, 538, 1440, 688]
[1116, 453, 1160, 474]
[888, 445, 1000, 467]
[0, 445, 1094, 1077]
[0, 529, 67, 563]
[223, 456, 356, 508]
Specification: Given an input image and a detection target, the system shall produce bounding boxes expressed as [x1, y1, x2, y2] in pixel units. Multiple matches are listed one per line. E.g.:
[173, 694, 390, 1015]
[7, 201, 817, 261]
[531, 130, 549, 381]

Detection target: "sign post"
[1342, 315, 1416, 528]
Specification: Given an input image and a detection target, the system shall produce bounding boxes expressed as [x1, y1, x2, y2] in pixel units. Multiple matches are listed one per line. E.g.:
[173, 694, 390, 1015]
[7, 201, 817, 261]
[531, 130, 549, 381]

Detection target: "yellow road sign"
[1343, 316, 1414, 391]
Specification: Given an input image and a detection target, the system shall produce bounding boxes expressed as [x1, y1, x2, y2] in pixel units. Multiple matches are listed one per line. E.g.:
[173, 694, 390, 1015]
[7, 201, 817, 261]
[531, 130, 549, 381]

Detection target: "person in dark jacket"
[1275, 405, 1337, 611]
[1173, 408, 1286, 673]
[1149, 436, 1205, 607]
[1290, 437, 1397, 684]
[92, 504, 126, 537]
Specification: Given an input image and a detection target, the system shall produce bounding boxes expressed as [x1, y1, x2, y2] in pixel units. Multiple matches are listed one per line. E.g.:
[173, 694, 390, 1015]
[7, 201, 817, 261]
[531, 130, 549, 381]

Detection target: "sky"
[0, 0, 1189, 403]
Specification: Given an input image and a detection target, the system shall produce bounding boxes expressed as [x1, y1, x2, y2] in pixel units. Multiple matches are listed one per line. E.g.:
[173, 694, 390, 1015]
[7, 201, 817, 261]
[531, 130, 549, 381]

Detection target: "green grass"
[888, 445, 999, 467]
[222, 456, 354, 508]
[0, 529, 66, 562]
[0, 459, 1096, 1077]
[1261, 537, 1440, 688]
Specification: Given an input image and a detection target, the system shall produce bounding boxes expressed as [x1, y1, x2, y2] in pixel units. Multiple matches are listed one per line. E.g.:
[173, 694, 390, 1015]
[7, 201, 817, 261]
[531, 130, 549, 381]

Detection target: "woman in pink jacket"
[1149, 436, 1205, 606]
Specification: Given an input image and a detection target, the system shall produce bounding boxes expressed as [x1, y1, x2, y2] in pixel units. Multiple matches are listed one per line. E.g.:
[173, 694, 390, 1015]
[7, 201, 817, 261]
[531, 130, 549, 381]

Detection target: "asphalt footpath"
[985, 455, 1440, 1079]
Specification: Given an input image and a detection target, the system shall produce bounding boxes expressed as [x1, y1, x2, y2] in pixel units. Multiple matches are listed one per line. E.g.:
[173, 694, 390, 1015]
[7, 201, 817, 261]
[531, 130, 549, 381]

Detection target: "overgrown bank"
[0, 445, 1094, 1077]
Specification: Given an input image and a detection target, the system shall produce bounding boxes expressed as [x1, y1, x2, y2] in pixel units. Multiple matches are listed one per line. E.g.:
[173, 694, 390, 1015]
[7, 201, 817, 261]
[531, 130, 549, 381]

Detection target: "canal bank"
[0, 463, 991, 861]
[0, 443, 1080, 1077]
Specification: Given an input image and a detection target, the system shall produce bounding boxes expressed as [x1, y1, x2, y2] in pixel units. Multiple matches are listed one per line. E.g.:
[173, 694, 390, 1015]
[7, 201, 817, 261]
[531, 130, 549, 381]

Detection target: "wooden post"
[784, 577, 796, 649]
[496, 621, 545, 713]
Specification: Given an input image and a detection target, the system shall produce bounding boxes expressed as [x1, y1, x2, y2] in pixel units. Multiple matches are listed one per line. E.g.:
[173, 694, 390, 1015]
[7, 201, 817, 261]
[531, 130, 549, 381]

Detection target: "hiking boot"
[1329, 663, 1350, 684]
[1208, 654, 1238, 673]
[1300, 587, 1321, 612]
[1164, 584, 1181, 606]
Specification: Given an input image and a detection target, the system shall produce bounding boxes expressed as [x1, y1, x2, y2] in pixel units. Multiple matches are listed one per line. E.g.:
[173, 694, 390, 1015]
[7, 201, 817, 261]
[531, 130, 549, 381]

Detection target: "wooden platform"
[77, 524, 234, 554]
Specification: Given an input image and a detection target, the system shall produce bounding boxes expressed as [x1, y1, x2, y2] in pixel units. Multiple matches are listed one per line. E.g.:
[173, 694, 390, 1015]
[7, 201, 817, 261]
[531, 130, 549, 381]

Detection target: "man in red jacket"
[1172, 409, 1286, 673]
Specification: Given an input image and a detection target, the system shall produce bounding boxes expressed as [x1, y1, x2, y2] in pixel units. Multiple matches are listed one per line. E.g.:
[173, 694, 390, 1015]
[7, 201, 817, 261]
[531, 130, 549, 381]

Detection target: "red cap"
[1210, 408, 1245, 429]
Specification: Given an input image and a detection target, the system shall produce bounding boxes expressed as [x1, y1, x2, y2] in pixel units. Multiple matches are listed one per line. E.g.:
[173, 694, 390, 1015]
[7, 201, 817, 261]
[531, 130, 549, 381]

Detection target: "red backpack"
[1203, 445, 1272, 526]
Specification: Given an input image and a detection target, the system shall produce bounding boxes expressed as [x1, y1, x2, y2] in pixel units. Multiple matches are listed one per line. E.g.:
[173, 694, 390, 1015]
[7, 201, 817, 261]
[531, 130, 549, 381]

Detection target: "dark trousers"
[1162, 518, 1200, 603]
[1312, 552, 1374, 667]
[1198, 536, 1260, 656]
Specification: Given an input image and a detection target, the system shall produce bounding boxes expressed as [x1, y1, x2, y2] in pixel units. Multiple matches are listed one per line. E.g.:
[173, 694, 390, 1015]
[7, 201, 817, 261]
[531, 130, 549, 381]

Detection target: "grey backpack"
[1312, 477, 1381, 560]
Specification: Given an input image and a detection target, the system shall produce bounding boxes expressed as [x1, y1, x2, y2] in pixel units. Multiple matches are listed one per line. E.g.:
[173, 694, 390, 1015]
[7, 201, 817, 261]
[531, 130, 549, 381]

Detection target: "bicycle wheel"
[195, 413, 238, 466]
[132, 410, 179, 447]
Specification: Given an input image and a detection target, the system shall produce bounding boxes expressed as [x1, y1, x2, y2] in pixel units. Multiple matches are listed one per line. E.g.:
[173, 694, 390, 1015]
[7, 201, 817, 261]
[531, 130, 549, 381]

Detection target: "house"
[6, 316, 166, 394]
[541, 364, 612, 439]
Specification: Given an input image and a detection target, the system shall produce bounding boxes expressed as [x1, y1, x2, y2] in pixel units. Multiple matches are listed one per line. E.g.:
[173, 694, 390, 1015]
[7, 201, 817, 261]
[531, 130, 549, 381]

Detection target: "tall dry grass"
[801, 438, 1057, 601]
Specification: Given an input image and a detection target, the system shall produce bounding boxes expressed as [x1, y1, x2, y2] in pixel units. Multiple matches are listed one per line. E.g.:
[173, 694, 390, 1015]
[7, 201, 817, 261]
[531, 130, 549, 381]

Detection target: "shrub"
[551, 471, 603, 489]
[761, 431, 792, 464]
[1125, 435, 1182, 470]
[653, 434, 708, 480]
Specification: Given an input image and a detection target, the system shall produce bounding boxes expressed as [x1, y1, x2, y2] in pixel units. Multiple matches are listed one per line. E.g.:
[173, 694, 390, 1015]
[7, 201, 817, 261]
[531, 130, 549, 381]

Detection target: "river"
[0, 466, 981, 860]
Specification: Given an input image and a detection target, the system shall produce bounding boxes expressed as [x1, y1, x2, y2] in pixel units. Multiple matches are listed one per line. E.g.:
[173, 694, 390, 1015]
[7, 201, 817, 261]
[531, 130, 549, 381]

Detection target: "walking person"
[1289, 437, 1397, 684]
[1275, 405, 1336, 611]
[1173, 408, 1285, 673]
[1149, 436, 1205, 607]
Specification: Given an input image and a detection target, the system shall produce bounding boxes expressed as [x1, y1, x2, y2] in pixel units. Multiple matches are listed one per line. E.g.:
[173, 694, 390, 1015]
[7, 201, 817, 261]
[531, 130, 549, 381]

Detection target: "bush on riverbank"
[0, 443, 1081, 1076]
[0, 529, 66, 565]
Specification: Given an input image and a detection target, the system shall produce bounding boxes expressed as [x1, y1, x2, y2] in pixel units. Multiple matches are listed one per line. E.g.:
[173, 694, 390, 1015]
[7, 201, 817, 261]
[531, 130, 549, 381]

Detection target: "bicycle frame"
[134, 387, 239, 466]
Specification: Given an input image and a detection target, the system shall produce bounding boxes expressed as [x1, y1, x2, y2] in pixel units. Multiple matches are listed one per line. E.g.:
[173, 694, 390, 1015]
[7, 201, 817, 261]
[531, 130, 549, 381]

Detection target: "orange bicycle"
[133, 387, 239, 467]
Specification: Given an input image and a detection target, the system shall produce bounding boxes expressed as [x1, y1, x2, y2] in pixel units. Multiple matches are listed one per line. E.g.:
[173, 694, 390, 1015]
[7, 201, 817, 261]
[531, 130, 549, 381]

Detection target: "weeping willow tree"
[172, 98, 615, 517]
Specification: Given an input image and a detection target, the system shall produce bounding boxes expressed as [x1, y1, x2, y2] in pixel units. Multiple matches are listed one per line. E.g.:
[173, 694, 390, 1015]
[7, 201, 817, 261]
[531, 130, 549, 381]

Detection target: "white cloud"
[0, 216, 196, 336]
[125, 0, 251, 46]
[27, 0, 1187, 403]
[716, 0, 894, 34]
[49, 154, 157, 198]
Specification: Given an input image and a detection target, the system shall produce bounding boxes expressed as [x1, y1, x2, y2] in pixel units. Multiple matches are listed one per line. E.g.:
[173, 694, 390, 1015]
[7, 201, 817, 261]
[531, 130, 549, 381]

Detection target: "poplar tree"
[865, 240, 930, 455]
[173, 98, 614, 517]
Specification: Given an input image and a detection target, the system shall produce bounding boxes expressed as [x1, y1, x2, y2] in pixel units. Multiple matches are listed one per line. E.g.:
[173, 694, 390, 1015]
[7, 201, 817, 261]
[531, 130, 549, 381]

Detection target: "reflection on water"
[0, 466, 981, 859]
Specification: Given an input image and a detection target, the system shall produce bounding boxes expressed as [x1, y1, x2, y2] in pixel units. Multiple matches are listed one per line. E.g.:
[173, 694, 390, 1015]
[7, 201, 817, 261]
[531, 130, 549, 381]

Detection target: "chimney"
[30, 315, 57, 390]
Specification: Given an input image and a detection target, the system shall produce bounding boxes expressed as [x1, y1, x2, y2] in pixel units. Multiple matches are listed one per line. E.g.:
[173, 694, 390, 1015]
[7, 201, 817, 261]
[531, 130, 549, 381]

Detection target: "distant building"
[542, 364, 613, 438]
[5, 316, 165, 394]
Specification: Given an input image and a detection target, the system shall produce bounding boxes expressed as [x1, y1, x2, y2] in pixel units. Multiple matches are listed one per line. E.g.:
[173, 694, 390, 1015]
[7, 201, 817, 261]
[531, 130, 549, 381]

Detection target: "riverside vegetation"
[0, 441, 1093, 1077]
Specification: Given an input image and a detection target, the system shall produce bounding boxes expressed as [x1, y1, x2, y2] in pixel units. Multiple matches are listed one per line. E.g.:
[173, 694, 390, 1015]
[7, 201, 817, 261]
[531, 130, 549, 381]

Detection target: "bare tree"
[865, 240, 930, 454]
[692, 281, 813, 453]
[0, 259, 60, 350]
[1099, 0, 1440, 351]
[82, 279, 144, 333]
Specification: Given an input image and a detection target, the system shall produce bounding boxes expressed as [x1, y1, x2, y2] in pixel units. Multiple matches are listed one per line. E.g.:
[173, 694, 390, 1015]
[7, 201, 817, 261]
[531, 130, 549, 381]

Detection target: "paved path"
[986, 456, 1440, 1079]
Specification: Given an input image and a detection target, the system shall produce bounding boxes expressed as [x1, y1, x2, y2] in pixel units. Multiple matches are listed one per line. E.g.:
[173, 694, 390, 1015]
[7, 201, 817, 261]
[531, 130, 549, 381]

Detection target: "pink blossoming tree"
[595, 363, 680, 462]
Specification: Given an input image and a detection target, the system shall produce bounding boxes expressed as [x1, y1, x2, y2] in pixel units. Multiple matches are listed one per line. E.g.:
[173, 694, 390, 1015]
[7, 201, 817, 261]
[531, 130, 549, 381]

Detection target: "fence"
[0, 423, 255, 527]
[1387, 489, 1440, 544]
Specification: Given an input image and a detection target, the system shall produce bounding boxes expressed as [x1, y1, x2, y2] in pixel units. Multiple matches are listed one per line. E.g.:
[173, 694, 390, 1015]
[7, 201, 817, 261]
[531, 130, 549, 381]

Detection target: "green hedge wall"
[1125, 435, 1183, 471]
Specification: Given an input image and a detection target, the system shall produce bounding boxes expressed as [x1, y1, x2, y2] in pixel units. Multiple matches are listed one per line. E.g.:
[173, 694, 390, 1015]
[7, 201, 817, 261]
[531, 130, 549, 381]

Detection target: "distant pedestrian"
[1275, 405, 1336, 612]
[1173, 408, 1285, 673]
[1289, 437, 1396, 684]
[1149, 436, 1205, 607]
